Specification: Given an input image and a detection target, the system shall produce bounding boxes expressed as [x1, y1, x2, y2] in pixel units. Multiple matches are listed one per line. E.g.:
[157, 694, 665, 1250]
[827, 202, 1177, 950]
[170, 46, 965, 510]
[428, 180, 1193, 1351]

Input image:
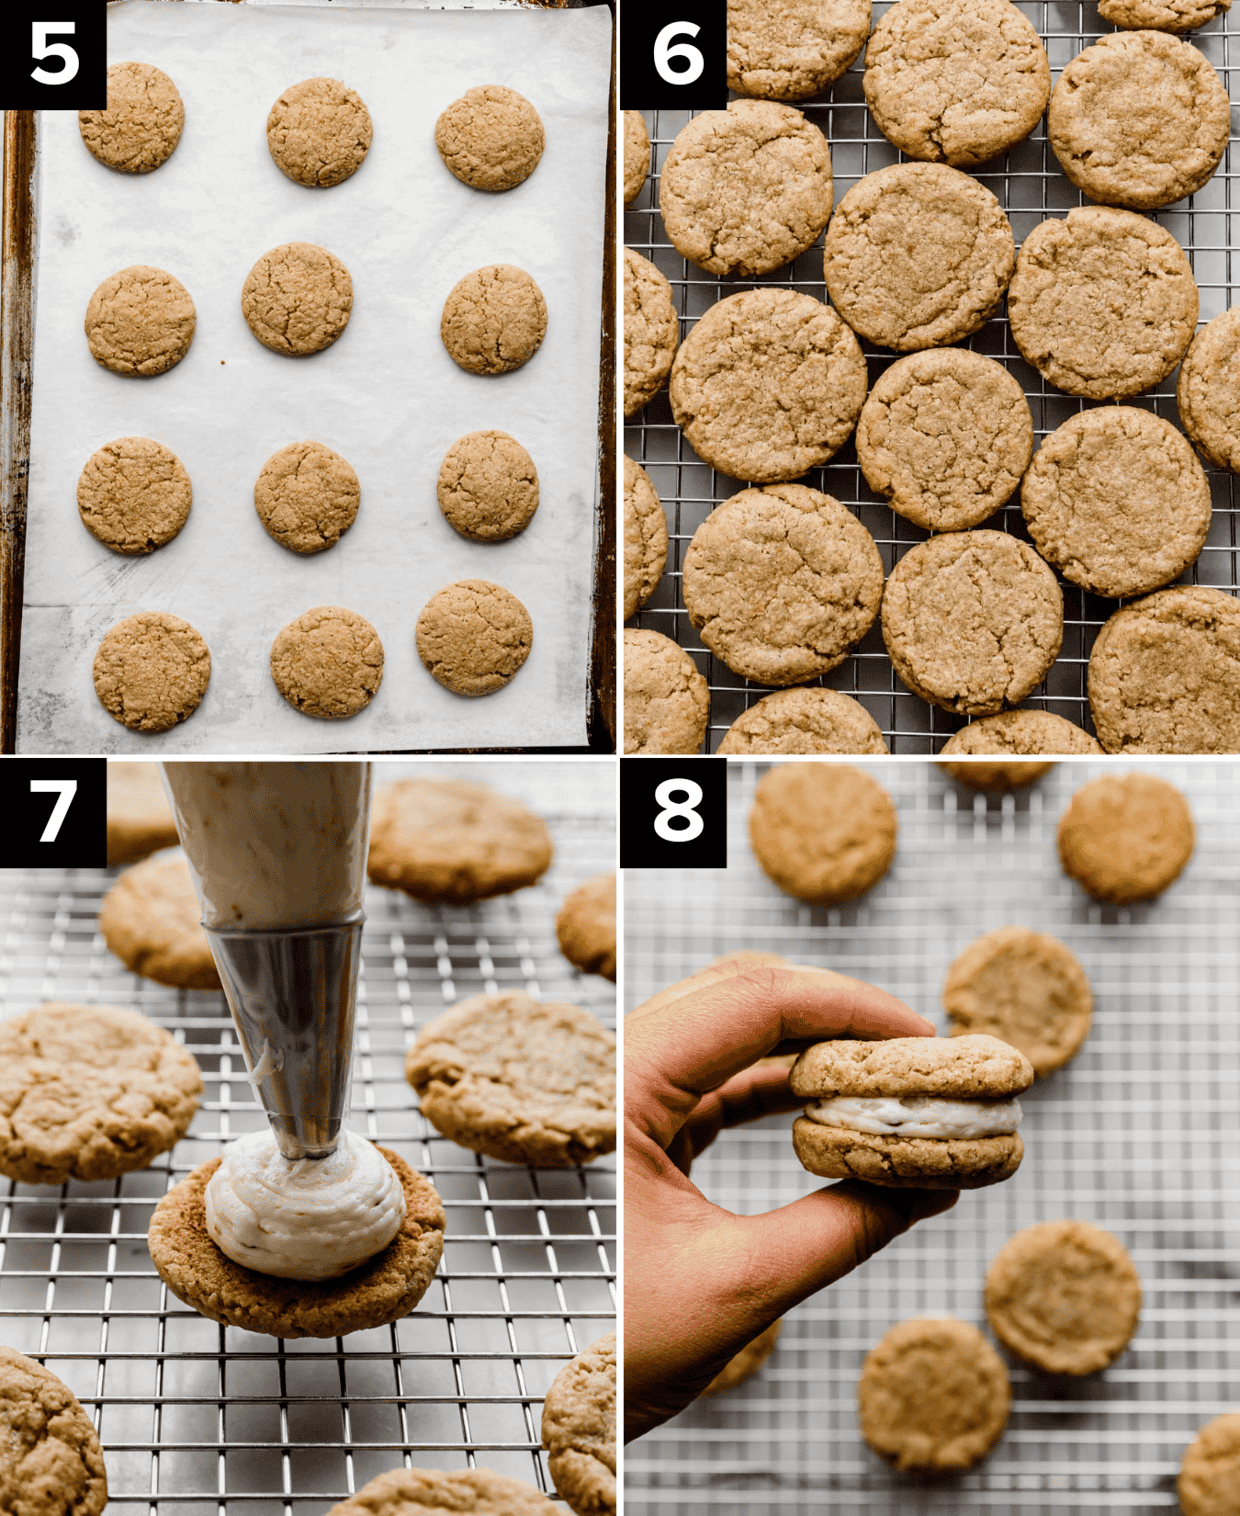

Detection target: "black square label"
[620, 757, 728, 869]
[0, 759, 106, 868]
[620, 0, 727, 111]
[0, 3, 107, 111]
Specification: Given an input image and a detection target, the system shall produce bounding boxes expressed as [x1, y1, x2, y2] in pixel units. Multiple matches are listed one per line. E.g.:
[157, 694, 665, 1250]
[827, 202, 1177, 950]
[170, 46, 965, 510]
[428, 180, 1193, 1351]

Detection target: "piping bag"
[160, 762, 372, 1161]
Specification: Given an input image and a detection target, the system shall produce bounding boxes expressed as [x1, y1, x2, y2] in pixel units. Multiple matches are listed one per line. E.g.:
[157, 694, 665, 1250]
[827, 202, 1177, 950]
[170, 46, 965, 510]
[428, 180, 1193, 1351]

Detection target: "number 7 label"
[30, 779, 78, 842]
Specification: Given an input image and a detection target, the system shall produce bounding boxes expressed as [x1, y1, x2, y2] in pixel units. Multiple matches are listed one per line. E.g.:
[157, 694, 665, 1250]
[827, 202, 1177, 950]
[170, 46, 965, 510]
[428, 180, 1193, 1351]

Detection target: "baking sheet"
[17, 0, 611, 753]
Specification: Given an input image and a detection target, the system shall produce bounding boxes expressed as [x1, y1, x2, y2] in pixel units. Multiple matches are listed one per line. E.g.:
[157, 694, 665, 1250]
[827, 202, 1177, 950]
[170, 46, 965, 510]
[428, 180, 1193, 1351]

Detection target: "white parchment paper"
[19, 0, 610, 753]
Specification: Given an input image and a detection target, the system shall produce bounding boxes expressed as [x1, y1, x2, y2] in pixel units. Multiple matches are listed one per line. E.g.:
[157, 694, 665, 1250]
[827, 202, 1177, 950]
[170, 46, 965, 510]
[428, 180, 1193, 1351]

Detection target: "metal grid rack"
[0, 760, 616, 1515]
[624, 10, 1240, 752]
[624, 759, 1240, 1514]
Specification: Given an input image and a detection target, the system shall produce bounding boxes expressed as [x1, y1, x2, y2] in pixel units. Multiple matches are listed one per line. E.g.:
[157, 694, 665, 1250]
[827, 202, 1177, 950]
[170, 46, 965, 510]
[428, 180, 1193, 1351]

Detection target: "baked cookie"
[416, 580, 532, 696]
[791, 1033, 1033, 1188]
[623, 456, 667, 620]
[660, 101, 832, 277]
[1057, 772, 1195, 903]
[943, 926, 1093, 1077]
[1179, 1415, 1240, 1516]
[749, 762, 897, 905]
[266, 77, 372, 187]
[435, 85, 544, 191]
[985, 1219, 1141, 1375]
[541, 1333, 616, 1516]
[623, 629, 710, 754]
[270, 606, 383, 718]
[882, 532, 1063, 716]
[556, 873, 617, 982]
[367, 777, 554, 903]
[937, 757, 1055, 791]
[0, 1347, 108, 1516]
[242, 242, 352, 355]
[99, 849, 220, 990]
[940, 710, 1102, 760]
[864, 0, 1050, 167]
[669, 289, 866, 482]
[1100, 0, 1230, 28]
[822, 163, 1014, 350]
[107, 760, 179, 865]
[623, 110, 650, 203]
[682, 485, 883, 685]
[701, 1319, 783, 1396]
[148, 1146, 444, 1338]
[623, 249, 678, 418]
[85, 265, 195, 376]
[325, 1468, 558, 1516]
[728, 0, 871, 99]
[254, 441, 359, 554]
[438, 431, 538, 543]
[1048, 31, 1229, 211]
[1087, 586, 1240, 752]
[1021, 407, 1211, 598]
[405, 992, 616, 1167]
[856, 350, 1033, 532]
[1007, 207, 1198, 399]
[93, 611, 210, 732]
[1177, 307, 1240, 471]
[858, 1317, 1011, 1471]
[77, 436, 191, 554]
[0, 1002, 202, 1185]
[718, 688, 888, 754]
[79, 61, 183, 173]
[441, 264, 547, 375]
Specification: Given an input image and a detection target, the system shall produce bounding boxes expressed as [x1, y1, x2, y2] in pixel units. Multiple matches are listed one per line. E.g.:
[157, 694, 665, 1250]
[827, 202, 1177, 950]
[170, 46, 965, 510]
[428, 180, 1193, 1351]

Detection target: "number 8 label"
[654, 778, 705, 843]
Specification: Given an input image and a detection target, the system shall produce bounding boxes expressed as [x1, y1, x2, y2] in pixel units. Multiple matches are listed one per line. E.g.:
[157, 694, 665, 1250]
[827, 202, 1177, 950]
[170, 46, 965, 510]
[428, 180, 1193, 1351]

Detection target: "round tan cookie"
[623, 629, 710, 754]
[541, 1333, 616, 1516]
[940, 710, 1102, 758]
[269, 605, 383, 718]
[1177, 307, 1240, 472]
[0, 1002, 202, 1185]
[659, 101, 832, 277]
[405, 992, 616, 1167]
[856, 350, 1033, 532]
[1021, 407, 1211, 598]
[254, 441, 359, 554]
[623, 456, 667, 620]
[441, 264, 547, 376]
[241, 242, 352, 355]
[793, 1119, 1024, 1187]
[326, 1468, 559, 1516]
[864, 0, 1050, 167]
[682, 485, 883, 686]
[985, 1220, 1141, 1375]
[367, 777, 554, 904]
[106, 759, 179, 865]
[718, 688, 889, 754]
[822, 163, 1014, 350]
[438, 431, 538, 542]
[0, 1347, 108, 1516]
[728, 0, 870, 98]
[1057, 772, 1195, 903]
[624, 110, 650, 203]
[79, 61, 183, 174]
[1179, 1415, 1240, 1516]
[1048, 32, 1229, 211]
[85, 265, 195, 377]
[416, 579, 532, 696]
[882, 532, 1063, 716]
[435, 85, 544, 191]
[99, 849, 220, 991]
[93, 611, 210, 732]
[266, 77, 373, 187]
[944, 926, 1093, 1077]
[937, 757, 1055, 791]
[791, 1031, 1034, 1098]
[556, 873, 617, 982]
[1100, 0, 1230, 28]
[749, 762, 897, 904]
[624, 248, 678, 418]
[1087, 586, 1240, 752]
[148, 1147, 444, 1338]
[669, 289, 867, 482]
[701, 1320, 782, 1396]
[1007, 207, 1198, 399]
[858, 1318, 1010, 1472]
[77, 435, 191, 554]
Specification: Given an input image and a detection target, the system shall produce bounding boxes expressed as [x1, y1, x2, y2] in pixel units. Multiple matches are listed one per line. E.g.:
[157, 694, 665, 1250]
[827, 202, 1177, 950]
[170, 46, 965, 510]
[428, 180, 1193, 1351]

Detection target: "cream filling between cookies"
[804, 1094, 1023, 1140]
[205, 1128, 404, 1281]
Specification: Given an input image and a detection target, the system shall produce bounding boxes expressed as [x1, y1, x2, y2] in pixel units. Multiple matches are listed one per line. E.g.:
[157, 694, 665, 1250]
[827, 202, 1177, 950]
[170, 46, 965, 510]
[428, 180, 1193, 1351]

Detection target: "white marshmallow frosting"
[805, 1094, 1022, 1141]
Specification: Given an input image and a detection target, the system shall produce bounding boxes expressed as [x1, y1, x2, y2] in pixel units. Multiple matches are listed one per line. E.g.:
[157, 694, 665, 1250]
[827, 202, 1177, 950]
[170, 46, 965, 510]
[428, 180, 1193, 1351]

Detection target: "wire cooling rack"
[0, 759, 616, 1515]
[624, 11, 1240, 752]
[624, 758, 1240, 1514]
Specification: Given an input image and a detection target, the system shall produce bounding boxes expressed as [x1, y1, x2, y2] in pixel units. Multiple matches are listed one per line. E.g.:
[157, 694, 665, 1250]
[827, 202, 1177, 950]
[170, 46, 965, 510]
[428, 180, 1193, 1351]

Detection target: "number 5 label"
[0, 4, 106, 110]
[31, 22, 79, 85]
[620, 758, 728, 869]
[620, 0, 726, 111]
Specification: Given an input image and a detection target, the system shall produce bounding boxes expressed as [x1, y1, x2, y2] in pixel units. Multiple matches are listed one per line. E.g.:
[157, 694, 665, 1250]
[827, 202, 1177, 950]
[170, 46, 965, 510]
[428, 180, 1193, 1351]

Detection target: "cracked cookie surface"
[1100, 0, 1230, 27]
[623, 249, 678, 417]
[79, 60, 183, 173]
[266, 77, 372, 187]
[1177, 307, 1240, 471]
[269, 605, 383, 718]
[623, 457, 667, 620]
[435, 85, 544, 191]
[254, 441, 359, 554]
[623, 111, 649, 202]
[749, 762, 897, 904]
[792, 1031, 1034, 1098]
[728, 0, 871, 98]
[85, 265, 195, 376]
[0, 1346, 108, 1516]
[326, 1467, 559, 1516]
[241, 242, 352, 355]
[438, 431, 538, 543]
[93, 611, 210, 732]
[940, 710, 1102, 758]
[416, 579, 532, 696]
[718, 687, 889, 754]
[77, 436, 191, 554]
[794, 1119, 1024, 1187]
[1057, 771, 1195, 902]
[623, 629, 709, 754]
[100, 850, 220, 991]
[441, 264, 546, 375]
[556, 874, 617, 983]
[542, 1333, 616, 1515]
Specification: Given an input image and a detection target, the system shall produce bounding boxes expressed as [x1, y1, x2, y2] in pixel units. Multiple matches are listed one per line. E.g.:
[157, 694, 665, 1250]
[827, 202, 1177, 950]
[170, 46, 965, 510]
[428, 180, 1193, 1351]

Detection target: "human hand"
[624, 957, 959, 1440]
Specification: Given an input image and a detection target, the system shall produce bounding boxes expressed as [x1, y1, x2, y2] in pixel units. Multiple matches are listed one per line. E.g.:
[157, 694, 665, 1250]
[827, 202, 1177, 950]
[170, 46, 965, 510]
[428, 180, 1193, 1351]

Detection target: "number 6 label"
[654, 23, 705, 86]
[619, 0, 726, 111]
